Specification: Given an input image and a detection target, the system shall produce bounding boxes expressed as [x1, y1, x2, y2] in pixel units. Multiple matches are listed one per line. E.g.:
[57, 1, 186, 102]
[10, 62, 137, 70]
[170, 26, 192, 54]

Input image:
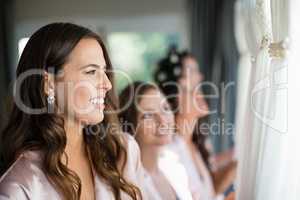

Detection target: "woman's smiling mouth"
[90, 96, 105, 109]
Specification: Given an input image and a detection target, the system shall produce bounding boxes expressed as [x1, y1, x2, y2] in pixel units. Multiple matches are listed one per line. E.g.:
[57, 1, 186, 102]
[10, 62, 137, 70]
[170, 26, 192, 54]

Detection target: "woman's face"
[54, 38, 112, 125]
[135, 88, 175, 147]
[176, 56, 209, 118]
[179, 56, 203, 91]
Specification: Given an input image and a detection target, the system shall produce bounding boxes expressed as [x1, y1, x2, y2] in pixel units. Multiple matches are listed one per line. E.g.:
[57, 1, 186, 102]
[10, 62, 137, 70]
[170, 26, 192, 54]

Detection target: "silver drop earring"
[47, 89, 55, 105]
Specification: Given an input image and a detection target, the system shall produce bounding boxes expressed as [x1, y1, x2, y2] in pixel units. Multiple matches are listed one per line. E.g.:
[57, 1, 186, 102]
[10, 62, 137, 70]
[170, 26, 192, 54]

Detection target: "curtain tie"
[268, 38, 290, 59]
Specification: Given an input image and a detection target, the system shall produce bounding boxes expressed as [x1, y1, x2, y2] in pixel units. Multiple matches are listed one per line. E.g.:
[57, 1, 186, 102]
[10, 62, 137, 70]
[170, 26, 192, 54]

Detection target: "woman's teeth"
[90, 97, 104, 105]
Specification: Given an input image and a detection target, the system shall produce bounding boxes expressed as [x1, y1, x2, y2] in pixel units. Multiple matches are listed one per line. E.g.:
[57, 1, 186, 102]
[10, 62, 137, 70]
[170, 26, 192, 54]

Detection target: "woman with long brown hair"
[119, 81, 193, 200]
[0, 22, 146, 200]
[154, 47, 236, 200]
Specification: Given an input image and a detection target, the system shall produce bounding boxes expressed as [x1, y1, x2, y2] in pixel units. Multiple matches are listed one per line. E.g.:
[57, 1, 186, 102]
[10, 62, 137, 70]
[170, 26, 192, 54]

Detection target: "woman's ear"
[43, 71, 55, 96]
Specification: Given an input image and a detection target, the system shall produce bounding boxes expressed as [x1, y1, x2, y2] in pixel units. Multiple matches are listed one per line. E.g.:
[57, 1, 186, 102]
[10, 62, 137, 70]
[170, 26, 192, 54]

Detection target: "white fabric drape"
[234, 0, 297, 199]
[285, 1, 300, 199]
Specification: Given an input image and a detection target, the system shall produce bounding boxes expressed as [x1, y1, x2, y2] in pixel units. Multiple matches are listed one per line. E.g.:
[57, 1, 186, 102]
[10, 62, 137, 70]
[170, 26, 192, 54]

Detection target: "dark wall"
[0, 0, 12, 126]
[189, 0, 239, 152]
[0, 0, 15, 172]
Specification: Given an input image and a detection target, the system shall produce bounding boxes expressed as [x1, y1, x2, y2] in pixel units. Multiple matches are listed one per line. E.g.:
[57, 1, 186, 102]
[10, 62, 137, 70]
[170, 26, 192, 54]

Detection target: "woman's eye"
[165, 107, 171, 112]
[163, 105, 171, 113]
[142, 113, 154, 119]
[85, 70, 96, 75]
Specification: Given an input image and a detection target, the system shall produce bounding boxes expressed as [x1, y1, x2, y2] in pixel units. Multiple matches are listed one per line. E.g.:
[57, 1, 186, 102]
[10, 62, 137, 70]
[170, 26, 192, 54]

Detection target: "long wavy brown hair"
[0, 22, 141, 200]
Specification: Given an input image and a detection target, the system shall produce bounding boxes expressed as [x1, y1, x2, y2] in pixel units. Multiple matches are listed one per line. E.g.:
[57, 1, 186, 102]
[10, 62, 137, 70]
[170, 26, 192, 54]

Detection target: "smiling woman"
[0, 23, 146, 200]
[51, 38, 112, 125]
[118, 81, 193, 200]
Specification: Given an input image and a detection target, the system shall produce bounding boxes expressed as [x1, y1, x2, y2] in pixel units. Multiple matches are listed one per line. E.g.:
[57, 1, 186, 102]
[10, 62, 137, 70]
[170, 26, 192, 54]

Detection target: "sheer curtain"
[286, 1, 300, 199]
[234, 0, 298, 199]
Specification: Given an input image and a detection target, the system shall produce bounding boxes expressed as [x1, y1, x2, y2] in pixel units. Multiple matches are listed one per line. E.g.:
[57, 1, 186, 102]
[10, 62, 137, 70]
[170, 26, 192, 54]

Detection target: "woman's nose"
[98, 72, 112, 92]
[157, 112, 170, 124]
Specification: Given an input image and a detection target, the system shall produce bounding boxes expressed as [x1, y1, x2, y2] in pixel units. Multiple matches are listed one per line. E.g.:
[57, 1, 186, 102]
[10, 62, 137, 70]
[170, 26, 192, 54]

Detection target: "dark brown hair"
[154, 46, 196, 113]
[0, 22, 141, 200]
[154, 46, 211, 168]
[118, 81, 157, 136]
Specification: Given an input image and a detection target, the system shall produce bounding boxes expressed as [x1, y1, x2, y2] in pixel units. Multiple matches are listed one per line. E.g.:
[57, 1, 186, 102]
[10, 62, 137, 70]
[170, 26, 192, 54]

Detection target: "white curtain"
[234, 0, 300, 199]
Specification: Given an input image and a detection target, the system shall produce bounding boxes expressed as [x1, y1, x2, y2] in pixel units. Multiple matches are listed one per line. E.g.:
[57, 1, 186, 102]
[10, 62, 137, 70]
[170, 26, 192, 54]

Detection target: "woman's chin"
[156, 134, 173, 145]
[85, 112, 104, 125]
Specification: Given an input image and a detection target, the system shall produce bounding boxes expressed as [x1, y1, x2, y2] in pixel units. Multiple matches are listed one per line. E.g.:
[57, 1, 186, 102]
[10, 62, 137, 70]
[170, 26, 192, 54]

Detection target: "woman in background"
[154, 47, 236, 200]
[0, 23, 146, 200]
[119, 81, 193, 200]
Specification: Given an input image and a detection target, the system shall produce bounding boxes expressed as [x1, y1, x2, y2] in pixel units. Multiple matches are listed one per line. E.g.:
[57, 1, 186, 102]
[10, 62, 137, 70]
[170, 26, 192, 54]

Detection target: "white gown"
[142, 149, 193, 200]
[165, 135, 223, 200]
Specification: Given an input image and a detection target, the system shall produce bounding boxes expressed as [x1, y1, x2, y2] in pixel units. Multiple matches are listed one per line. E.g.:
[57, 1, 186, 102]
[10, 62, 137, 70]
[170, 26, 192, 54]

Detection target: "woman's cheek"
[72, 86, 92, 111]
[137, 121, 157, 143]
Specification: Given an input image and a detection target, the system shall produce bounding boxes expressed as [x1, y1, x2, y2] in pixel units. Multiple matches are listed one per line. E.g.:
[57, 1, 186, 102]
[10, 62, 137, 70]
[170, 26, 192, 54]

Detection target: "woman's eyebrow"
[79, 64, 106, 70]
[139, 107, 157, 112]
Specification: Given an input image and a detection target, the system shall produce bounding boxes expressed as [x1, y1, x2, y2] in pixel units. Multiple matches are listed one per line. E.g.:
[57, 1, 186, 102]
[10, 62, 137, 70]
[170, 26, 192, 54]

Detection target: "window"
[107, 32, 180, 92]
[18, 37, 29, 58]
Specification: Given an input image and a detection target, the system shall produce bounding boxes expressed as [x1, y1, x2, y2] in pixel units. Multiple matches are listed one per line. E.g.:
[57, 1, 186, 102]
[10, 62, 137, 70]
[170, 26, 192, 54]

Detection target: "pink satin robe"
[0, 135, 148, 200]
